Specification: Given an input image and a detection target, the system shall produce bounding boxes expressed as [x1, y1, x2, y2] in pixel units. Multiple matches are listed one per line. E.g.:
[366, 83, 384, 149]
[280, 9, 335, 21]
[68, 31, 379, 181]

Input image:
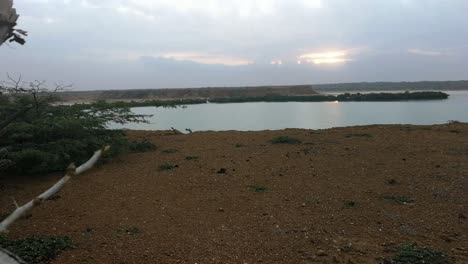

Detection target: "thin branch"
[0, 146, 110, 233]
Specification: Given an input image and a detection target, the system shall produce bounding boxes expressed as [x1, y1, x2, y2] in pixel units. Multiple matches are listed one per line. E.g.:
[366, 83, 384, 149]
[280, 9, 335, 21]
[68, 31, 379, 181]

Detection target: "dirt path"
[1, 124, 467, 263]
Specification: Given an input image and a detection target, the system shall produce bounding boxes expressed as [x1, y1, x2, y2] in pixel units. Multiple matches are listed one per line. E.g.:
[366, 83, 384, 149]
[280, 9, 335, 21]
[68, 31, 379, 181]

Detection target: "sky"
[0, 0, 467, 90]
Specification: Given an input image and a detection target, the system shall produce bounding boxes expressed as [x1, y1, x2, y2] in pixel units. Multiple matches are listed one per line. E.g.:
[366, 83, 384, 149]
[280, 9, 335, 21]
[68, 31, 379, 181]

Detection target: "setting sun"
[299, 51, 350, 65]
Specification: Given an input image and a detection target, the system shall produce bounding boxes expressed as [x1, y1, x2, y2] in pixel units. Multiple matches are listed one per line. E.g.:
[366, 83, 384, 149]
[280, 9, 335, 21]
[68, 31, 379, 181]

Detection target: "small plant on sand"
[304, 195, 321, 203]
[343, 200, 357, 208]
[386, 179, 398, 185]
[447, 120, 461, 124]
[185, 155, 199, 160]
[128, 139, 156, 153]
[0, 234, 73, 264]
[249, 185, 268, 193]
[234, 143, 244, 148]
[270, 136, 301, 144]
[384, 195, 415, 204]
[159, 162, 176, 170]
[161, 149, 178, 154]
[117, 226, 142, 235]
[389, 244, 453, 264]
[345, 133, 372, 138]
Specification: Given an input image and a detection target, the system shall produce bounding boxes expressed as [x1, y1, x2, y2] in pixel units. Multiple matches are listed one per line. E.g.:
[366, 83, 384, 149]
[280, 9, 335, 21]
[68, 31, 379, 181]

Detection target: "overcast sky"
[1, 0, 467, 90]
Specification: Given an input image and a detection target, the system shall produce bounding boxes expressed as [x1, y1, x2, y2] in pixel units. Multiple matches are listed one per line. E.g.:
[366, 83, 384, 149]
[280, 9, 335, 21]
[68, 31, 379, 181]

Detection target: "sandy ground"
[1, 124, 467, 263]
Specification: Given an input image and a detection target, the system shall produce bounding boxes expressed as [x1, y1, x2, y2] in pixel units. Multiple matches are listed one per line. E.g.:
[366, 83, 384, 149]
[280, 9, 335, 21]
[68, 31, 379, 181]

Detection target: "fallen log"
[0, 146, 110, 233]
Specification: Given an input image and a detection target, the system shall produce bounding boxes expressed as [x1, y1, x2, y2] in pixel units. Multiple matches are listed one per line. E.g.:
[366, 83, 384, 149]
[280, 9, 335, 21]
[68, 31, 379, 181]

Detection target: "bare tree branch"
[0, 146, 110, 233]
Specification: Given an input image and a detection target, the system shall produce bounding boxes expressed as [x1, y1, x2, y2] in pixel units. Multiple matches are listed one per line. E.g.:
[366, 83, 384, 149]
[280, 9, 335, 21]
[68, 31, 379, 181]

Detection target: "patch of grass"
[249, 185, 268, 193]
[0, 234, 73, 264]
[161, 149, 178, 154]
[118, 226, 141, 235]
[384, 195, 415, 204]
[185, 155, 199, 160]
[386, 179, 398, 185]
[128, 139, 156, 153]
[159, 162, 176, 170]
[304, 195, 321, 203]
[343, 200, 357, 208]
[345, 133, 372, 138]
[390, 244, 453, 264]
[270, 136, 302, 144]
[46, 194, 62, 201]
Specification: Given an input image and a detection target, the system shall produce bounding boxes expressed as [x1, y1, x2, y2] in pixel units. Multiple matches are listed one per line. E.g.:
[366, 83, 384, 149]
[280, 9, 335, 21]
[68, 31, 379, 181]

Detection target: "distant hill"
[59, 81, 468, 103]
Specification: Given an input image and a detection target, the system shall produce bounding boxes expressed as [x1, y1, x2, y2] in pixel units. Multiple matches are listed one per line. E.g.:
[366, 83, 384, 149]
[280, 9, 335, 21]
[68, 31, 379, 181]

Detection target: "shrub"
[270, 136, 301, 144]
[0, 234, 73, 264]
[159, 162, 176, 170]
[384, 195, 415, 204]
[0, 85, 149, 175]
[390, 244, 453, 264]
[128, 139, 156, 153]
[117, 226, 141, 235]
[386, 179, 398, 185]
[185, 156, 199, 160]
[343, 200, 357, 208]
[161, 149, 178, 154]
[345, 133, 372, 138]
[249, 185, 268, 192]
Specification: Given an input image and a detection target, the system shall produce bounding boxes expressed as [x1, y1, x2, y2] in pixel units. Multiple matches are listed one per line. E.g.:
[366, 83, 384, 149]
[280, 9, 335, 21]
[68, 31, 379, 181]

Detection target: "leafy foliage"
[0, 234, 73, 264]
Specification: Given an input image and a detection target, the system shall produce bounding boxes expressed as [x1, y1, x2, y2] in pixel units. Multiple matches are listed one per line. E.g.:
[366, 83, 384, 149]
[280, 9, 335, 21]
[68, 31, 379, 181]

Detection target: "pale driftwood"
[0, 248, 26, 264]
[0, 146, 110, 233]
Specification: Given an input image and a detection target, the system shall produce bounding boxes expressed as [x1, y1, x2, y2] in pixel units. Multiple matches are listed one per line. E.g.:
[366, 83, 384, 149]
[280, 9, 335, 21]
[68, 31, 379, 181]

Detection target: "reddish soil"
[1, 124, 468, 263]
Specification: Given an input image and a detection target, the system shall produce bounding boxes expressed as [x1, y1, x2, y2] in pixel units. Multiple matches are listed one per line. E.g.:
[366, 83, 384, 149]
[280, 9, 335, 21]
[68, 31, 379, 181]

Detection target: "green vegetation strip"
[0, 234, 73, 264]
[390, 244, 453, 264]
[92, 91, 449, 108]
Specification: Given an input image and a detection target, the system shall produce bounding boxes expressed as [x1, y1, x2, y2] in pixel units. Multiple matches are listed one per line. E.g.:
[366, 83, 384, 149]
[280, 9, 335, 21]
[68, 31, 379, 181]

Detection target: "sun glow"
[299, 51, 350, 65]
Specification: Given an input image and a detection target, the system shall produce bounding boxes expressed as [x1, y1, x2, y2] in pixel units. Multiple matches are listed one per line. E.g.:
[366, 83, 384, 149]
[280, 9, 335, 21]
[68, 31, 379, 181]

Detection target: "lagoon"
[113, 91, 468, 131]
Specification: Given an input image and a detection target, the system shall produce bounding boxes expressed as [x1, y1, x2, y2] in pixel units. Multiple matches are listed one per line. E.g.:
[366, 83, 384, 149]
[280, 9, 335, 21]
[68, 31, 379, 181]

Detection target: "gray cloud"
[0, 0, 467, 90]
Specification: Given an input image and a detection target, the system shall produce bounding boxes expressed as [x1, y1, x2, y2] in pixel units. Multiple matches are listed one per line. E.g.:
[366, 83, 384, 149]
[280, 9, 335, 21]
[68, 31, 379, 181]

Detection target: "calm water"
[114, 91, 468, 131]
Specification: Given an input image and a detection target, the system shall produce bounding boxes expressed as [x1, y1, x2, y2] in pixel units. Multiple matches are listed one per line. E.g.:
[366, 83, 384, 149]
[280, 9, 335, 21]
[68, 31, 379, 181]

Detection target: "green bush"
[249, 185, 268, 193]
[270, 136, 302, 144]
[0, 89, 148, 175]
[384, 195, 415, 204]
[159, 162, 176, 170]
[0, 234, 73, 264]
[390, 244, 453, 264]
[128, 139, 156, 153]
[161, 149, 178, 154]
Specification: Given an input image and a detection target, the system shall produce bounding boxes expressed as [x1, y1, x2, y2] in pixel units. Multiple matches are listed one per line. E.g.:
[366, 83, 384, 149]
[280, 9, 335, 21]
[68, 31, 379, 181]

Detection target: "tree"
[0, 75, 149, 174]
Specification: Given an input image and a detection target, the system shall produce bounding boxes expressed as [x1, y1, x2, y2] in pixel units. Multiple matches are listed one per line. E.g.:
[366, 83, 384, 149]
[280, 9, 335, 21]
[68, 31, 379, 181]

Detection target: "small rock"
[316, 250, 327, 256]
[217, 168, 227, 174]
[218, 208, 225, 212]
